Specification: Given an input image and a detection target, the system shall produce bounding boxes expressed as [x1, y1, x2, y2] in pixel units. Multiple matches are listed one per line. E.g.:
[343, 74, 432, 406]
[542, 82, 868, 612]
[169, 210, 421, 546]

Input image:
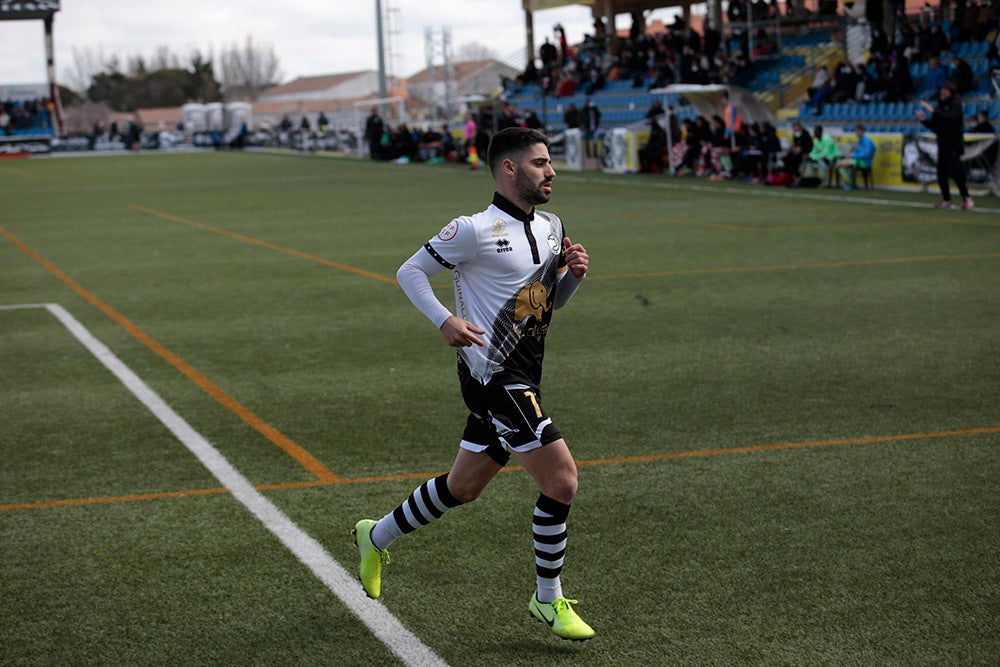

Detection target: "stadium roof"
[0, 0, 59, 21]
[523, 0, 691, 15]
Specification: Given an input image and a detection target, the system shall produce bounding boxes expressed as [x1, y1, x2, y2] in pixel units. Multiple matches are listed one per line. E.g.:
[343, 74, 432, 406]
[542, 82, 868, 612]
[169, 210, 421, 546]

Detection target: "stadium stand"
[1, 97, 55, 136]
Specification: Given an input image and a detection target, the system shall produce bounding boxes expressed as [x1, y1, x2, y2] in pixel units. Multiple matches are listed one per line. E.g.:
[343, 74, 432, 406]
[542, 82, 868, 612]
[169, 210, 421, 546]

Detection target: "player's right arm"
[396, 245, 484, 347]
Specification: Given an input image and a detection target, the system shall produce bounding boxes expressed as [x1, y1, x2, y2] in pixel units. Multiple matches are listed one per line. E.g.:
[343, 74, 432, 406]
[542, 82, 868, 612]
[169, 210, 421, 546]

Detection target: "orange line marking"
[0, 164, 40, 180]
[0, 226, 341, 483]
[130, 204, 398, 285]
[574, 426, 1000, 468]
[592, 252, 1000, 280]
[0, 487, 231, 511]
[2, 425, 995, 512]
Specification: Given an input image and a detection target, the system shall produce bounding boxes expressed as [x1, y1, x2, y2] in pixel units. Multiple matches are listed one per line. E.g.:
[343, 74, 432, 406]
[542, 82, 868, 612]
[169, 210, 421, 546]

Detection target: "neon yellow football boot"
[528, 593, 596, 641]
[352, 519, 390, 599]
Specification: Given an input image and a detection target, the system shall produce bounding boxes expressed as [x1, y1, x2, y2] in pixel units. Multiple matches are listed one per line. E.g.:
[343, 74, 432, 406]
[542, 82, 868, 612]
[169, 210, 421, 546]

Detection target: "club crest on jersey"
[491, 219, 508, 238]
[437, 220, 459, 241]
[546, 232, 561, 254]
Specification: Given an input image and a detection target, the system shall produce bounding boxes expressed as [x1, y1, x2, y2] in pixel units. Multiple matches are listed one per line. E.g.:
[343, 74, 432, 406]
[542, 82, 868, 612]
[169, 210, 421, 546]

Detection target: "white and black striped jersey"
[399, 192, 581, 386]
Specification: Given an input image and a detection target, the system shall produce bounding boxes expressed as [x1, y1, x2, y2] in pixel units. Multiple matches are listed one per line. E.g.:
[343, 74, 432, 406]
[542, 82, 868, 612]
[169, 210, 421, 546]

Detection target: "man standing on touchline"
[353, 127, 595, 641]
[917, 81, 974, 210]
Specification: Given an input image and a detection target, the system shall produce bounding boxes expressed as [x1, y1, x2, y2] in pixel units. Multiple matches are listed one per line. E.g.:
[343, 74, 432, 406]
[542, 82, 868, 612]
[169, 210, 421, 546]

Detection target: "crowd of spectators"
[0, 97, 55, 135]
[806, 3, 1000, 113]
[511, 14, 753, 101]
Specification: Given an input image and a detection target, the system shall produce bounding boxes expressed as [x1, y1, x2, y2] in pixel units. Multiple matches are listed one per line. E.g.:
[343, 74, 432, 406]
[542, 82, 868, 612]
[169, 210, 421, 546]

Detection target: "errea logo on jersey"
[496, 239, 512, 253]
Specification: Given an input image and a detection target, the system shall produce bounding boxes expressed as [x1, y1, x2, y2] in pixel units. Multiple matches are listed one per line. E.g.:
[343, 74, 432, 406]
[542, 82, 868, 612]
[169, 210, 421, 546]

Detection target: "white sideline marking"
[6, 303, 446, 667]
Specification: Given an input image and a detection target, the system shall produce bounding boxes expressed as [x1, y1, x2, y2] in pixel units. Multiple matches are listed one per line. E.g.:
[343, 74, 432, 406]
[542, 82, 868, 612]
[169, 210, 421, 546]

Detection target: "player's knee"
[546, 470, 578, 505]
[447, 477, 485, 504]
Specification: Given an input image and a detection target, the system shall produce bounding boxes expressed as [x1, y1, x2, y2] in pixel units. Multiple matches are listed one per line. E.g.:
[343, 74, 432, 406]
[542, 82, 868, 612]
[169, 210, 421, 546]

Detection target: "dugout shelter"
[1, 0, 64, 135]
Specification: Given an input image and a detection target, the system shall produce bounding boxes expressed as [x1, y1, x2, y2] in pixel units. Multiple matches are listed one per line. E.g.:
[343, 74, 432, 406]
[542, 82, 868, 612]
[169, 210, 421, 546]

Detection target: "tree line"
[61, 36, 281, 111]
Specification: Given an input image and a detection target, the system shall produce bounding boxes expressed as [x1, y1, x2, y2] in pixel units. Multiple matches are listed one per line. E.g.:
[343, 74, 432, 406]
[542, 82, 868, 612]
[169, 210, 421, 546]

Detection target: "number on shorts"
[523, 390, 542, 418]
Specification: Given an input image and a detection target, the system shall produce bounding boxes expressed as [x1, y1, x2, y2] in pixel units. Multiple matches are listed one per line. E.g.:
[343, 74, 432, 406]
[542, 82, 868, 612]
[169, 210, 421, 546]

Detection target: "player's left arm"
[554, 236, 587, 309]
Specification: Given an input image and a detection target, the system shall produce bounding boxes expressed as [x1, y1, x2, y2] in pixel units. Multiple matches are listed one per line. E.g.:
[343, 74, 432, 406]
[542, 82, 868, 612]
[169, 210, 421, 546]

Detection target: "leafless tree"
[218, 36, 282, 101]
[455, 42, 498, 63]
[63, 45, 108, 94]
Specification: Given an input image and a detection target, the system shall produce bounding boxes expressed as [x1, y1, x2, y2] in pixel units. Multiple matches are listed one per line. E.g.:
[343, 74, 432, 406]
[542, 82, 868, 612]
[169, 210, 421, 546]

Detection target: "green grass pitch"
[1, 150, 998, 665]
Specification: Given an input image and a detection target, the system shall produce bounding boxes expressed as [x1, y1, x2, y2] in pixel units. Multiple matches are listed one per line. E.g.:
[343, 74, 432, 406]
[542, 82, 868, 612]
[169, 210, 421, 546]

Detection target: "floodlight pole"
[44, 15, 64, 135]
[375, 0, 388, 110]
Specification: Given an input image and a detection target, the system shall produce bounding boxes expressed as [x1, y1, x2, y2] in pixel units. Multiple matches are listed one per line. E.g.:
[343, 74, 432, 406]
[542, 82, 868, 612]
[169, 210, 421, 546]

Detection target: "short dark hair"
[487, 127, 550, 176]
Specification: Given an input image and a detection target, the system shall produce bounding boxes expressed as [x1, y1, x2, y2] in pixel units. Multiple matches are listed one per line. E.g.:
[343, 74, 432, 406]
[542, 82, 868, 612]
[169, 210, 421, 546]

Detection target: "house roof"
[259, 71, 376, 98]
[405, 60, 513, 85]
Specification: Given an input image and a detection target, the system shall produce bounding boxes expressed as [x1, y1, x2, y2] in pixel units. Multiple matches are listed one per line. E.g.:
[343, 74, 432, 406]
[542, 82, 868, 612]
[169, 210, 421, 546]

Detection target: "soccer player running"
[353, 127, 594, 641]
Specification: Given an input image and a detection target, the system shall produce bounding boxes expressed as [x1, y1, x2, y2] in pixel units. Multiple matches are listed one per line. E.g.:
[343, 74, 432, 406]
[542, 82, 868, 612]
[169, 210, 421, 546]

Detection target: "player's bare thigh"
[510, 438, 578, 504]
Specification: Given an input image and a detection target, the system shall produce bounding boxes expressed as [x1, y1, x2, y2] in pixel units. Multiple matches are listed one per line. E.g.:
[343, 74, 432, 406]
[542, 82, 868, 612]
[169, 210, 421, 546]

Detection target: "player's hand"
[563, 237, 589, 278]
[440, 316, 485, 347]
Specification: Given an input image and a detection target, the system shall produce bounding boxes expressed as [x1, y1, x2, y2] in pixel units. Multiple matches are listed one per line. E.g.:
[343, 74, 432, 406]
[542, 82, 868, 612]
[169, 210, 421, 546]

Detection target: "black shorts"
[457, 359, 562, 467]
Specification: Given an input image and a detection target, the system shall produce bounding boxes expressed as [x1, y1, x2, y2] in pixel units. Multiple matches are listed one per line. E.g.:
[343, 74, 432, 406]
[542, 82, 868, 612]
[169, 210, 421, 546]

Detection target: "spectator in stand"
[638, 121, 667, 173]
[583, 65, 606, 95]
[917, 81, 973, 209]
[969, 110, 995, 134]
[563, 103, 580, 130]
[736, 123, 767, 182]
[968, 110, 998, 167]
[870, 25, 891, 57]
[672, 118, 702, 175]
[498, 103, 521, 131]
[0, 107, 9, 136]
[524, 110, 545, 131]
[886, 47, 915, 102]
[722, 91, 741, 141]
[835, 124, 876, 190]
[693, 115, 713, 175]
[705, 115, 732, 180]
[807, 66, 834, 114]
[555, 71, 576, 97]
[646, 99, 665, 123]
[365, 109, 384, 160]
[806, 66, 830, 99]
[540, 38, 559, 73]
[948, 55, 974, 95]
[581, 99, 601, 158]
[760, 122, 781, 177]
[782, 121, 814, 181]
[925, 23, 950, 58]
[831, 62, 858, 103]
[440, 125, 456, 159]
[922, 55, 948, 97]
[806, 125, 842, 184]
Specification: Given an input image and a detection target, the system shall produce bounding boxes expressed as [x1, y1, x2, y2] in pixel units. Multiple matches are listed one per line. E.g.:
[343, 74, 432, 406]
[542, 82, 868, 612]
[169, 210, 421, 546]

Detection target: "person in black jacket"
[917, 82, 973, 210]
[782, 121, 814, 180]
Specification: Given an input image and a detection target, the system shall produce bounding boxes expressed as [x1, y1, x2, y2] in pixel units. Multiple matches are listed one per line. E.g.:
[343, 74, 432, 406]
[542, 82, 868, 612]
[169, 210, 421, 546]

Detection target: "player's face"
[512, 143, 556, 206]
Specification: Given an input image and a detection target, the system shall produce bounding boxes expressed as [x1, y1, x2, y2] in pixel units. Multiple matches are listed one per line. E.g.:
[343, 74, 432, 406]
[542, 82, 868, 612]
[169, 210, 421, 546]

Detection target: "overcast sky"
[0, 1, 682, 90]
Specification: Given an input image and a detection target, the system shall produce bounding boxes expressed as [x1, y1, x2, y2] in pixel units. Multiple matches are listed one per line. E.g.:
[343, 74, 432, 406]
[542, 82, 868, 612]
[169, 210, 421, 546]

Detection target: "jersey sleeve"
[423, 216, 479, 270]
[397, 248, 453, 329]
